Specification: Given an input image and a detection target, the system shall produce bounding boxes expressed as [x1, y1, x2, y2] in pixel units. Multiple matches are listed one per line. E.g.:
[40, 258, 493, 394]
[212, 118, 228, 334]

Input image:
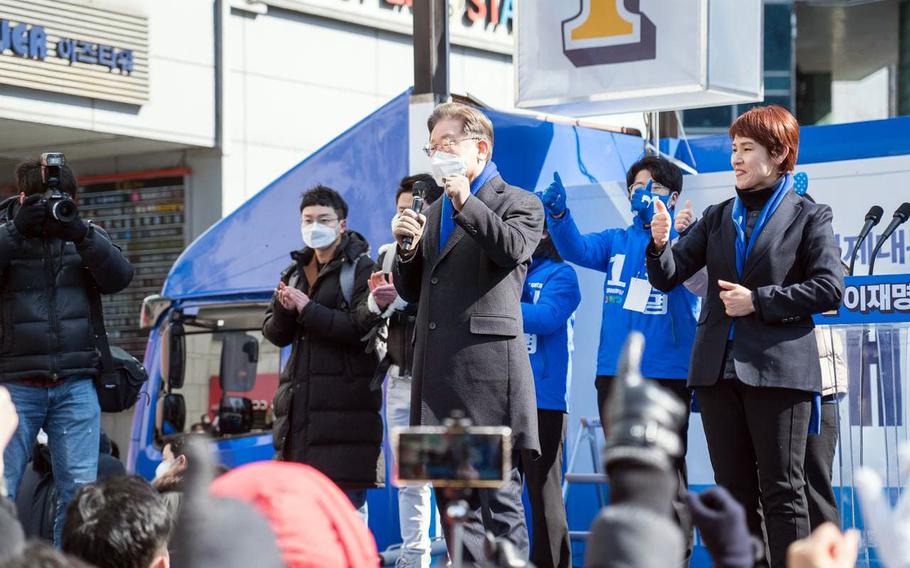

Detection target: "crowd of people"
[0, 99, 897, 568]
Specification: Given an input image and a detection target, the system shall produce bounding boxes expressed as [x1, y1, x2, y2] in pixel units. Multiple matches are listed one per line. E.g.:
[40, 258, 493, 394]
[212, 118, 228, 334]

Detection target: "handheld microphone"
[401, 181, 427, 250]
[868, 202, 910, 275]
[848, 205, 884, 275]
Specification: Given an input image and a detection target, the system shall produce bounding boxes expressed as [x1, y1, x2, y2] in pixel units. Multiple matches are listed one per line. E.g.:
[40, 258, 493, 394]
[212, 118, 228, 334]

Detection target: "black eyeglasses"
[422, 137, 481, 157]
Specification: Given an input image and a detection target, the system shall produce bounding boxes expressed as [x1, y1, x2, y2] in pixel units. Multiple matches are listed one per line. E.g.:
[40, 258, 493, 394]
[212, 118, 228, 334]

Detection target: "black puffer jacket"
[264, 231, 383, 489]
[0, 196, 134, 383]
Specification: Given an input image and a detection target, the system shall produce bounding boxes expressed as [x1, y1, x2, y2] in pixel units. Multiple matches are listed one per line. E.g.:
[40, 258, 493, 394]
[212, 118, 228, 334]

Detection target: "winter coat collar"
[0, 195, 18, 223]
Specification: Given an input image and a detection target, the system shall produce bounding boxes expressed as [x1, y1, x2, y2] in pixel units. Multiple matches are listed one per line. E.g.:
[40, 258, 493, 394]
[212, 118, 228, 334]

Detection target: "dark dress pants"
[696, 379, 812, 568]
[520, 409, 571, 568]
[596, 376, 693, 564]
[435, 459, 529, 566]
[805, 401, 840, 529]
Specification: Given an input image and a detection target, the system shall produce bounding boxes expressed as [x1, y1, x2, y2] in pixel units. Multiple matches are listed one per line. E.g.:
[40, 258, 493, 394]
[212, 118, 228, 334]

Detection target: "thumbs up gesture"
[536, 172, 568, 218]
[650, 198, 672, 251]
[675, 199, 695, 234]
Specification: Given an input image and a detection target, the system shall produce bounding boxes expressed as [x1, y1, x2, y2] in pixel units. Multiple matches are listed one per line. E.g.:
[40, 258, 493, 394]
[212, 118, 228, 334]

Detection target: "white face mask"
[301, 222, 338, 250]
[429, 151, 467, 186]
[154, 459, 173, 480]
[390, 213, 400, 236]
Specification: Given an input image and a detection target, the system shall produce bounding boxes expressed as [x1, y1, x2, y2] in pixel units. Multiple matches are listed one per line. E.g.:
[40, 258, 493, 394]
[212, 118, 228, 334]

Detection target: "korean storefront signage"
[0, 0, 148, 105]
[280, 0, 513, 54]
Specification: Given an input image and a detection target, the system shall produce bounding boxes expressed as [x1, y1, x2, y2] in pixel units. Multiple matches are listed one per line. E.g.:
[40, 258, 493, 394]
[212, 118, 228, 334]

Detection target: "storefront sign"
[274, 0, 513, 54]
[0, 0, 148, 105]
[0, 19, 135, 73]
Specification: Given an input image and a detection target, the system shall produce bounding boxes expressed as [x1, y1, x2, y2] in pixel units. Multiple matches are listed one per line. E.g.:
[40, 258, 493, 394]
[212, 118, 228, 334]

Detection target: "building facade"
[683, 0, 910, 132]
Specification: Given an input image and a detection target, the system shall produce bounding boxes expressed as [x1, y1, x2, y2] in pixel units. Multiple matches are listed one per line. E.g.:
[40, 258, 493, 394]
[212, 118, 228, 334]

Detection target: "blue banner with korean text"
[814, 274, 910, 325]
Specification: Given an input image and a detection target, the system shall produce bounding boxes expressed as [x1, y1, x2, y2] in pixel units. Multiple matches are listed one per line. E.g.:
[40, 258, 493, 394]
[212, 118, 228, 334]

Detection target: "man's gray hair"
[427, 102, 494, 147]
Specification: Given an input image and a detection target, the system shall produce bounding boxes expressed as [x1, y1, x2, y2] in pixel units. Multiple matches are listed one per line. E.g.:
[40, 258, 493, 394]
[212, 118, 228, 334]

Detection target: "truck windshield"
[156, 305, 282, 441]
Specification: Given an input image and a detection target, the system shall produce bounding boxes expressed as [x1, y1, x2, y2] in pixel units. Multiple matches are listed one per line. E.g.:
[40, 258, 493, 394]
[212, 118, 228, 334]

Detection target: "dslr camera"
[40, 152, 78, 223]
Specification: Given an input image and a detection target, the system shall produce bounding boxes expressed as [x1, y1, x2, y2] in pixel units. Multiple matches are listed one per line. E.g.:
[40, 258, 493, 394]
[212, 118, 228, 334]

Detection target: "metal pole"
[413, 0, 450, 103]
[446, 499, 469, 568]
[645, 111, 660, 156]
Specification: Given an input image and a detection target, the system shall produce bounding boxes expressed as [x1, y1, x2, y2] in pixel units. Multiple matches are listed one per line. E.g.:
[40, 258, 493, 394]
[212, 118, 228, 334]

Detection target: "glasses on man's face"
[629, 181, 671, 197]
[301, 217, 339, 227]
[422, 137, 481, 157]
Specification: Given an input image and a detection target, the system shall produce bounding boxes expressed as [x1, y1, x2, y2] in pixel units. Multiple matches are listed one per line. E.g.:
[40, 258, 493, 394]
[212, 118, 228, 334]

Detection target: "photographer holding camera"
[0, 154, 134, 546]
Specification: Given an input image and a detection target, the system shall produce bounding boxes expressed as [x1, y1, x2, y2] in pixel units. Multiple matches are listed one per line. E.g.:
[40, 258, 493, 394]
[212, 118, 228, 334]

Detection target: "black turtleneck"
[735, 184, 776, 212]
[735, 184, 778, 241]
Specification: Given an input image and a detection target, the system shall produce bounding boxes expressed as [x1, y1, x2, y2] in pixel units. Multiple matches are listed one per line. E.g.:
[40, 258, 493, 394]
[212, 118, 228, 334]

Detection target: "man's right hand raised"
[393, 208, 426, 255]
[651, 199, 672, 252]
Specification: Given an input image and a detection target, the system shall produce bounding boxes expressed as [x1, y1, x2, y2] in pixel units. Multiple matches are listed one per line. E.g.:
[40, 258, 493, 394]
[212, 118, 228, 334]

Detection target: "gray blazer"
[394, 173, 544, 454]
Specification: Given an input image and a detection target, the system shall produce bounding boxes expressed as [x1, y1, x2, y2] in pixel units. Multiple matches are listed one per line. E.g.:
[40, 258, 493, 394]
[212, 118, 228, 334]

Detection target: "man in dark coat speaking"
[393, 102, 544, 562]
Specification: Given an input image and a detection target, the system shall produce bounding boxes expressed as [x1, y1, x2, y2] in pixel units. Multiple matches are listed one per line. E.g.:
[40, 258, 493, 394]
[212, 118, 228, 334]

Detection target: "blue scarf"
[440, 161, 499, 252]
[729, 174, 821, 434]
[730, 173, 792, 278]
[728, 174, 790, 343]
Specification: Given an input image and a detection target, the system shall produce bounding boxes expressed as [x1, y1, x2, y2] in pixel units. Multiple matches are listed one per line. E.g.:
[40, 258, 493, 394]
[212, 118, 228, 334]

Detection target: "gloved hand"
[47, 212, 88, 243]
[687, 488, 758, 568]
[12, 194, 46, 237]
[856, 450, 910, 568]
[536, 172, 567, 218]
[602, 332, 687, 473]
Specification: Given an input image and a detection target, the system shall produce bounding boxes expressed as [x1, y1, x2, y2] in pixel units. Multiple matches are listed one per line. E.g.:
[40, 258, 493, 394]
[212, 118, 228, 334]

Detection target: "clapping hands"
[276, 281, 310, 313]
[368, 272, 398, 310]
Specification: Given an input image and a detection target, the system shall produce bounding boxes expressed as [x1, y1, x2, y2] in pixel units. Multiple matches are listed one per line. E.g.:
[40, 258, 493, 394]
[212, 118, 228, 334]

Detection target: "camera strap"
[87, 282, 116, 374]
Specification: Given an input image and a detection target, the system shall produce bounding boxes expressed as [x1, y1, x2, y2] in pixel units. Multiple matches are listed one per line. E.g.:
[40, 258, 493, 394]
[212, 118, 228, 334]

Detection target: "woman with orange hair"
[645, 105, 844, 567]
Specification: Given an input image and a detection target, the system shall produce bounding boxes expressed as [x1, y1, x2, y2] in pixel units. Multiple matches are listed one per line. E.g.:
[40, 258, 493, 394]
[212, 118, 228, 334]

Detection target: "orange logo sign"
[562, 0, 656, 67]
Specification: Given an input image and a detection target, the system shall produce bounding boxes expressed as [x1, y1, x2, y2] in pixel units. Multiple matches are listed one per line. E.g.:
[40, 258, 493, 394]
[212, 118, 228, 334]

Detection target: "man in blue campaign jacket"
[520, 229, 580, 568]
[537, 155, 699, 559]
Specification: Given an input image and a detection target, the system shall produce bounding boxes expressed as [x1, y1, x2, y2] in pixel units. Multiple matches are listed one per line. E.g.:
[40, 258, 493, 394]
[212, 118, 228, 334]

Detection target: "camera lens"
[52, 198, 78, 223]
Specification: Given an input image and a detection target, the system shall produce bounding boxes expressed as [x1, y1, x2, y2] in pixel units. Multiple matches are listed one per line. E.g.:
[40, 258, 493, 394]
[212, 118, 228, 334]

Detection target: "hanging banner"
[516, 0, 763, 115]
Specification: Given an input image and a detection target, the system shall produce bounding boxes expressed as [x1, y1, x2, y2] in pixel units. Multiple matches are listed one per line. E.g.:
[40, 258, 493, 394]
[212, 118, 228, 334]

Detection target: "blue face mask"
[630, 181, 674, 225]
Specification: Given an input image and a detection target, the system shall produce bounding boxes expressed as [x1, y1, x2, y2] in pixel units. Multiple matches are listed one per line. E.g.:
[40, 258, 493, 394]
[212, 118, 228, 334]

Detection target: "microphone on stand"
[868, 202, 910, 275]
[848, 205, 884, 276]
[401, 181, 428, 251]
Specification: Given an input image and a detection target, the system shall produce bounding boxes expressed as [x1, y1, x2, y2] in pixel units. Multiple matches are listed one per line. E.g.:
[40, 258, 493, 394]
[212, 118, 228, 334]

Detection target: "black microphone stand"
[849, 206, 883, 276]
[868, 237, 886, 276]
[869, 204, 910, 275]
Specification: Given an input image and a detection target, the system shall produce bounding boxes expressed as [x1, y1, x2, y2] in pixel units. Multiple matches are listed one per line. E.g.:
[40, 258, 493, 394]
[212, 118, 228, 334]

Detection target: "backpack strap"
[87, 282, 115, 375]
[340, 252, 370, 307]
[377, 243, 396, 274]
[287, 269, 302, 291]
